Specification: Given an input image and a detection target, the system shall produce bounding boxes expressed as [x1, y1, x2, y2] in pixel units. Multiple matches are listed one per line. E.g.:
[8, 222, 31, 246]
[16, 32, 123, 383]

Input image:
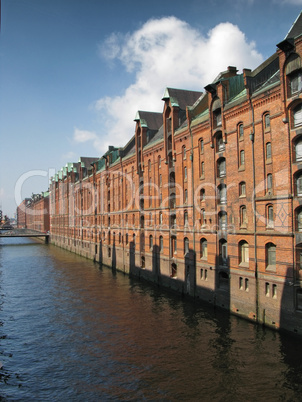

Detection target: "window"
[159, 236, 163, 252]
[184, 166, 187, 180]
[240, 205, 247, 226]
[266, 242, 276, 269]
[200, 238, 208, 260]
[126, 233, 128, 245]
[239, 241, 249, 265]
[238, 123, 244, 139]
[240, 150, 245, 167]
[171, 236, 177, 255]
[159, 174, 162, 187]
[200, 188, 205, 202]
[218, 211, 227, 231]
[289, 70, 302, 96]
[265, 282, 270, 296]
[297, 173, 302, 196]
[214, 108, 222, 128]
[171, 214, 176, 228]
[267, 174, 273, 192]
[199, 138, 204, 155]
[216, 132, 225, 152]
[149, 235, 153, 250]
[298, 209, 302, 232]
[184, 211, 188, 227]
[159, 212, 163, 225]
[245, 278, 249, 291]
[218, 184, 227, 204]
[217, 158, 226, 177]
[200, 209, 205, 226]
[266, 142, 272, 160]
[170, 193, 176, 209]
[239, 182, 246, 197]
[158, 155, 161, 168]
[272, 284, 277, 298]
[293, 104, 302, 127]
[219, 239, 228, 266]
[171, 263, 177, 278]
[295, 138, 302, 162]
[267, 205, 274, 228]
[183, 146, 186, 160]
[184, 189, 188, 204]
[184, 237, 189, 255]
[239, 277, 243, 290]
[200, 161, 205, 177]
[133, 234, 136, 248]
[264, 113, 270, 130]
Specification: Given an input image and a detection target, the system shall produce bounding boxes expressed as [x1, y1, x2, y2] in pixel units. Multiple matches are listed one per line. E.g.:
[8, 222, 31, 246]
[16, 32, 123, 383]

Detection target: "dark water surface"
[1, 237, 302, 401]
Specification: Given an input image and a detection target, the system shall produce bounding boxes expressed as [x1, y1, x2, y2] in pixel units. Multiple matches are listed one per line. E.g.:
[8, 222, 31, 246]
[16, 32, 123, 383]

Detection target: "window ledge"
[238, 166, 245, 172]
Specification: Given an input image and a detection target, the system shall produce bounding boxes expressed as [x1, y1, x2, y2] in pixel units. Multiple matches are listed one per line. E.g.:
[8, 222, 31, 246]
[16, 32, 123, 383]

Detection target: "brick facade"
[17, 12, 302, 335]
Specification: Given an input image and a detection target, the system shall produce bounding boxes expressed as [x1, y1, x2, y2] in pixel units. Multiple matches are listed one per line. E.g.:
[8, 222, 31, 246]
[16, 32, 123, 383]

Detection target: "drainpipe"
[187, 107, 196, 297]
[248, 95, 259, 322]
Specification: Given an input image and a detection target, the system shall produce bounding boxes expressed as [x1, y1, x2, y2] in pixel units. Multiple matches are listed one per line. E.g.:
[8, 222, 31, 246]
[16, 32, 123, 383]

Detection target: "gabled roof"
[286, 11, 302, 40]
[134, 111, 162, 130]
[162, 88, 203, 110]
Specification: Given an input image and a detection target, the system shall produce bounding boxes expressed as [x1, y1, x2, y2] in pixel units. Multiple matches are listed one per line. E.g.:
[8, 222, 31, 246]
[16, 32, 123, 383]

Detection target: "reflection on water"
[1, 237, 302, 401]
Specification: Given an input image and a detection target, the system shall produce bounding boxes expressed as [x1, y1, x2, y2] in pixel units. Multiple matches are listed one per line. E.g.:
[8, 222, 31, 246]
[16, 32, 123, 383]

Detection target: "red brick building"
[47, 13, 302, 334]
[17, 193, 50, 232]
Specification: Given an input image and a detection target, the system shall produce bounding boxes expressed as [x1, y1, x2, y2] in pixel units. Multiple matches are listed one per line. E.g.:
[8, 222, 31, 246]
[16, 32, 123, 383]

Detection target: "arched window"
[158, 155, 161, 168]
[183, 145, 186, 160]
[184, 166, 187, 180]
[184, 210, 188, 227]
[216, 132, 224, 152]
[240, 205, 247, 226]
[296, 208, 302, 231]
[170, 193, 176, 209]
[296, 172, 302, 196]
[293, 103, 302, 127]
[200, 209, 205, 226]
[285, 53, 302, 97]
[267, 174, 273, 192]
[149, 235, 153, 250]
[267, 204, 274, 228]
[133, 234, 136, 248]
[159, 211, 163, 225]
[218, 184, 227, 204]
[239, 181, 246, 197]
[219, 239, 228, 266]
[171, 236, 177, 256]
[264, 113, 270, 130]
[184, 237, 189, 255]
[217, 158, 226, 177]
[238, 123, 244, 139]
[266, 242, 276, 269]
[296, 243, 302, 271]
[218, 211, 227, 231]
[200, 238, 208, 260]
[295, 137, 302, 162]
[171, 263, 177, 278]
[266, 142, 272, 160]
[159, 236, 163, 252]
[171, 213, 176, 228]
[240, 150, 245, 167]
[212, 98, 222, 128]
[199, 138, 204, 155]
[239, 240, 249, 265]
[200, 161, 205, 177]
[200, 188, 205, 202]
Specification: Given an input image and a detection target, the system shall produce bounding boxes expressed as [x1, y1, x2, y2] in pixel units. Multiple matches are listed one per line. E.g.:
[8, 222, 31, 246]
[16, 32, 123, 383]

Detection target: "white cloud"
[73, 128, 98, 143]
[95, 17, 263, 153]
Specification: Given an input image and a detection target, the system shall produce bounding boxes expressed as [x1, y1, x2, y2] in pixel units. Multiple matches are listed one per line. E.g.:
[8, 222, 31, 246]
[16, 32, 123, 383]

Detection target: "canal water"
[1, 238, 302, 401]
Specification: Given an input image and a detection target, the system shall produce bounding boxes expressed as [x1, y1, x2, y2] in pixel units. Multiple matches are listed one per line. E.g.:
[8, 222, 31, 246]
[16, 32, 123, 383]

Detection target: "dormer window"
[289, 70, 302, 96]
[212, 98, 222, 129]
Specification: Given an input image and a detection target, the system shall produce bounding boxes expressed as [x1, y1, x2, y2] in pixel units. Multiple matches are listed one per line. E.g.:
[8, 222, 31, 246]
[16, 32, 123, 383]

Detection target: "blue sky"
[0, 0, 302, 217]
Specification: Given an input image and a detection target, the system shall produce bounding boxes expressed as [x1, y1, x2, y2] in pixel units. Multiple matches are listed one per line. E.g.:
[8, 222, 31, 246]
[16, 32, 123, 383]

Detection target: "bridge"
[0, 229, 49, 243]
